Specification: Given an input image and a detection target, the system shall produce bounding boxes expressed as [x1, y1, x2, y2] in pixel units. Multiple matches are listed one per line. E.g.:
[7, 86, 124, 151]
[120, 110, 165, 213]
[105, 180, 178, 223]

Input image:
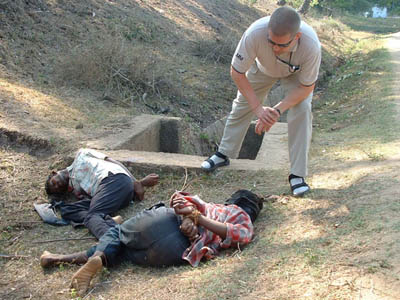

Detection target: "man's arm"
[171, 197, 228, 239]
[255, 83, 315, 134]
[273, 83, 315, 113]
[231, 66, 280, 127]
[197, 215, 228, 239]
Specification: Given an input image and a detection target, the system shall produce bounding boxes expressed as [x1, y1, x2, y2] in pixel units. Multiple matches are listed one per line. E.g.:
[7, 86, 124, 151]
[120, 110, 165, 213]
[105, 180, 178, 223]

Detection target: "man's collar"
[290, 38, 300, 52]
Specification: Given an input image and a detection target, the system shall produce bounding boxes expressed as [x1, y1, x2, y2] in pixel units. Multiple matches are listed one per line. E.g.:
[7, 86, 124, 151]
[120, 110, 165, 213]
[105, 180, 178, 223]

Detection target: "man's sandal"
[289, 174, 310, 197]
[201, 151, 230, 172]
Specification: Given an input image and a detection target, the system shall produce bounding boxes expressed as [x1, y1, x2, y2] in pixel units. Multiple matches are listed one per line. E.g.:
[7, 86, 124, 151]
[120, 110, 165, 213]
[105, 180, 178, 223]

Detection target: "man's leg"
[40, 251, 88, 268]
[202, 64, 277, 170]
[40, 224, 122, 269]
[281, 74, 313, 196]
[84, 173, 134, 239]
[119, 206, 190, 267]
[70, 225, 122, 295]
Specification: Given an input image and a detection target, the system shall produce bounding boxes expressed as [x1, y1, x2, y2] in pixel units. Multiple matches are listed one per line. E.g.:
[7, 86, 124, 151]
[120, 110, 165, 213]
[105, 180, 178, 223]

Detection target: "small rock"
[160, 107, 170, 114]
[75, 123, 84, 129]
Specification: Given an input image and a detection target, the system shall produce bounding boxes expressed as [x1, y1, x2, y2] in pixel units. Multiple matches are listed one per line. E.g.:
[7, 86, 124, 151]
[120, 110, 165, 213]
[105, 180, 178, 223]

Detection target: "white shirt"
[67, 148, 130, 197]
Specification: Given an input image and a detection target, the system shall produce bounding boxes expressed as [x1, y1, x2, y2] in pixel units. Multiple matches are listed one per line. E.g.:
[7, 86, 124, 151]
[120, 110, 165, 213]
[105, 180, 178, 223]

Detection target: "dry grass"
[1, 2, 400, 300]
[56, 35, 182, 105]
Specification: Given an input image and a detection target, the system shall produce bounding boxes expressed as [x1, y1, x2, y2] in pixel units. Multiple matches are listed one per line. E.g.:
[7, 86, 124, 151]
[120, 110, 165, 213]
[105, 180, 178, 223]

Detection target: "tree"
[298, 0, 312, 14]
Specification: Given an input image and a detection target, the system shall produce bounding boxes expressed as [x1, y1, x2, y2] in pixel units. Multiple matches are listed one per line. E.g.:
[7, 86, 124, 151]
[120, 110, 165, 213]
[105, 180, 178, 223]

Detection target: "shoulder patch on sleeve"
[236, 53, 244, 61]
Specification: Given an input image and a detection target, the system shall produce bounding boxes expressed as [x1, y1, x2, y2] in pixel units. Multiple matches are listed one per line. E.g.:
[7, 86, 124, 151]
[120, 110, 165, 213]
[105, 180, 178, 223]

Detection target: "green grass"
[339, 15, 400, 34]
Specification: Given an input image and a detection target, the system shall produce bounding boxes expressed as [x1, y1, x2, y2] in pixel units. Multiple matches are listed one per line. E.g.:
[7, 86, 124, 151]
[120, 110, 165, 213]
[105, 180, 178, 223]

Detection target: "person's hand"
[133, 181, 145, 201]
[133, 174, 160, 201]
[254, 107, 279, 135]
[140, 174, 159, 187]
[180, 217, 199, 241]
[254, 106, 279, 127]
[170, 196, 196, 216]
[72, 189, 84, 200]
[255, 119, 271, 135]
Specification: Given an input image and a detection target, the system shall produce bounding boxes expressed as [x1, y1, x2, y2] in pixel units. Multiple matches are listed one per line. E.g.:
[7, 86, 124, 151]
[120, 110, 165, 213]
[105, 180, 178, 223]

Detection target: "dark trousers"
[60, 173, 134, 239]
[86, 205, 190, 267]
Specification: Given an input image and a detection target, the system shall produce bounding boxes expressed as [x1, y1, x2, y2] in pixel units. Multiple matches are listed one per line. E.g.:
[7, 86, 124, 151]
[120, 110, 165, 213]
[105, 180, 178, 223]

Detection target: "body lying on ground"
[40, 190, 263, 296]
[45, 148, 159, 238]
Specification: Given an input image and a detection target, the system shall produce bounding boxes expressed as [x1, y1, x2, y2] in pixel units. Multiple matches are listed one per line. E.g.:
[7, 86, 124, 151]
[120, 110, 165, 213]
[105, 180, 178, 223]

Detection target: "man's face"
[48, 171, 69, 194]
[267, 29, 299, 56]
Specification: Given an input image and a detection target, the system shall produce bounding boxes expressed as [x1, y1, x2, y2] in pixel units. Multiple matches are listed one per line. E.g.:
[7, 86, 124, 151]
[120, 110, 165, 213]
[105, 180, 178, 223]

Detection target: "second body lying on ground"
[40, 190, 264, 296]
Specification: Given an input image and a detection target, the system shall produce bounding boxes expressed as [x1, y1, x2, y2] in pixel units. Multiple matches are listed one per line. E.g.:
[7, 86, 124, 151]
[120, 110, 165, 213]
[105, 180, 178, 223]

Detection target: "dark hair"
[268, 6, 301, 37]
[45, 170, 65, 195]
[225, 190, 263, 223]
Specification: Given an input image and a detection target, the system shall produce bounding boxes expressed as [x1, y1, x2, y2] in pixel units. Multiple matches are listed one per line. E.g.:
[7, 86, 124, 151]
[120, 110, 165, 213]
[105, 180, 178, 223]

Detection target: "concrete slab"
[86, 114, 181, 153]
[255, 122, 289, 168]
[83, 114, 289, 174]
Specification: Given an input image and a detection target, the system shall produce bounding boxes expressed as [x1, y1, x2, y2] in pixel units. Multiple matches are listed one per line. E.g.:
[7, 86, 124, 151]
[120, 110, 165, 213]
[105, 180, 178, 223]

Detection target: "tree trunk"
[298, 0, 311, 14]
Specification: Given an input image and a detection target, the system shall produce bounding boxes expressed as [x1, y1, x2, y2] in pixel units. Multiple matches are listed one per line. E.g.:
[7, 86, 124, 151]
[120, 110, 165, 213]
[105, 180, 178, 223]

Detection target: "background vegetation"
[1, 1, 400, 299]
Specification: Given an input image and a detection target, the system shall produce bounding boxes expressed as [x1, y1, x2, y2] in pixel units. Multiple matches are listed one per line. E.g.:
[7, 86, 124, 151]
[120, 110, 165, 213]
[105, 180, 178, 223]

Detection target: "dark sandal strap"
[214, 151, 227, 159]
[290, 182, 309, 192]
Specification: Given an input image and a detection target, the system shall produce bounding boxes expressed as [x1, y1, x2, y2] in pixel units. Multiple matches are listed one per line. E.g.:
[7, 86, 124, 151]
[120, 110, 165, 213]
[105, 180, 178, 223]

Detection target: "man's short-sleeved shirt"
[231, 16, 321, 86]
[67, 148, 130, 197]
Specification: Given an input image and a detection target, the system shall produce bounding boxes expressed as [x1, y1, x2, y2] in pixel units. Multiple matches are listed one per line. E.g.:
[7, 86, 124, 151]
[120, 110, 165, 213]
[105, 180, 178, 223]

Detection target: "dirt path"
[352, 31, 400, 299]
[387, 32, 400, 125]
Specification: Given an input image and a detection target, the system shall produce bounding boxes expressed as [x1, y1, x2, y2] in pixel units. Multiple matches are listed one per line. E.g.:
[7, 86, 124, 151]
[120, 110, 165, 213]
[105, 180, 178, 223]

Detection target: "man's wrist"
[253, 104, 264, 116]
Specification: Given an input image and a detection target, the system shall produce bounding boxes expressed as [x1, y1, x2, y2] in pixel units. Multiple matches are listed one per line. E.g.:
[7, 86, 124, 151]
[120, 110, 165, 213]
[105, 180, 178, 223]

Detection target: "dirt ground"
[1, 1, 400, 299]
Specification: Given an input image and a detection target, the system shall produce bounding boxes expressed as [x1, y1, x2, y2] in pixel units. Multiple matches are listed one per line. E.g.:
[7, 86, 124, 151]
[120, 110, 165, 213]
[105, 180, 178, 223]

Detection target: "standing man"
[201, 6, 321, 197]
[45, 148, 159, 238]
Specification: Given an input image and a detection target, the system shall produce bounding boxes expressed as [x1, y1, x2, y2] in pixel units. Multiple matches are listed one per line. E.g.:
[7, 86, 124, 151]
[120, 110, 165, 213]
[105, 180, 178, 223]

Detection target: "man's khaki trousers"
[218, 63, 313, 177]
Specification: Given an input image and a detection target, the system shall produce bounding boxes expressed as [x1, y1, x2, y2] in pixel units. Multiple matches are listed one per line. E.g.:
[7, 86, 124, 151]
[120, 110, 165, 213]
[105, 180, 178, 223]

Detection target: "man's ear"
[295, 32, 302, 40]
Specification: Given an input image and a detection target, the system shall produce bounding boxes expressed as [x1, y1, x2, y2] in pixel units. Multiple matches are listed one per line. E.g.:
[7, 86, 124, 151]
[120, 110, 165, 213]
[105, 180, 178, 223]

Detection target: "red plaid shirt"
[177, 193, 254, 267]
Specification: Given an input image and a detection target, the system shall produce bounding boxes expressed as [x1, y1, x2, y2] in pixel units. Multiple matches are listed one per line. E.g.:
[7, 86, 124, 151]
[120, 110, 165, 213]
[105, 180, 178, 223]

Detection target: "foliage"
[309, 0, 400, 13]
[55, 35, 181, 104]
[290, 0, 319, 8]
[318, 0, 372, 13]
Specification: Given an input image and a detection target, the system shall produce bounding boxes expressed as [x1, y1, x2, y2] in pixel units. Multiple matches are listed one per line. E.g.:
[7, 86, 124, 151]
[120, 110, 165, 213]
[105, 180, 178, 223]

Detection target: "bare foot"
[112, 215, 123, 224]
[70, 256, 102, 296]
[40, 251, 59, 268]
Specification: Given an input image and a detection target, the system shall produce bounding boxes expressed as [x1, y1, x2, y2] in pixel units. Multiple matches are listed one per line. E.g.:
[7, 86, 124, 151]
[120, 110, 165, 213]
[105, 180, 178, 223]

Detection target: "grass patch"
[314, 33, 400, 156]
[191, 32, 239, 64]
[55, 35, 181, 105]
[3, 3, 400, 300]
[339, 15, 400, 34]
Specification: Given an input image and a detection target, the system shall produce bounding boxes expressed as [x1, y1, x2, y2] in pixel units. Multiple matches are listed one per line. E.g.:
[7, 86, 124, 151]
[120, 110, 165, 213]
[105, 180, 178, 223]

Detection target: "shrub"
[56, 35, 179, 102]
[192, 33, 239, 64]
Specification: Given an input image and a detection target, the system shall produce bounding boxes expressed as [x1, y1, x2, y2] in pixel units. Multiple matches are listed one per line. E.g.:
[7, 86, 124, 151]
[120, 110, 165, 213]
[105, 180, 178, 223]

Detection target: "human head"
[268, 6, 301, 37]
[225, 190, 263, 223]
[267, 7, 302, 55]
[45, 170, 69, 195]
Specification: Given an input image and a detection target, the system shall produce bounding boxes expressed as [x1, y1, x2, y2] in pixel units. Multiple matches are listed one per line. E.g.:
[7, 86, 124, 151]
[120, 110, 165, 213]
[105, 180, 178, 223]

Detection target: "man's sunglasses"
[267, 34, 295, 48]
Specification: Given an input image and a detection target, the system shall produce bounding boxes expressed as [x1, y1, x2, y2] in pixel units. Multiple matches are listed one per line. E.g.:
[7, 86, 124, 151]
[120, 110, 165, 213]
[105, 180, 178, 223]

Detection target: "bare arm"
[255, 83, 315, 134]
[231, 66, 279, 127]
[273, 83, 315, 113]
[171, 197, 228, 239]
[198, 215, 227, 239]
